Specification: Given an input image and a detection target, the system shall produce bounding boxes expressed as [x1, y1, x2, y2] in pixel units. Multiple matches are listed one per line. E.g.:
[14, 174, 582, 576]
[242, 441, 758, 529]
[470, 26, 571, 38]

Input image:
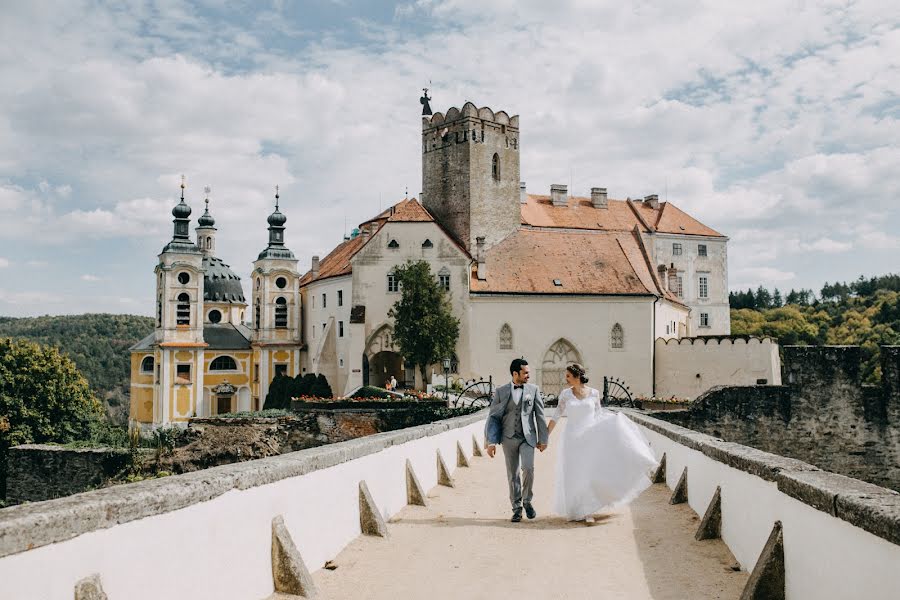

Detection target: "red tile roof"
[520, 194, 724, 238]
[469, 228, 682, 299]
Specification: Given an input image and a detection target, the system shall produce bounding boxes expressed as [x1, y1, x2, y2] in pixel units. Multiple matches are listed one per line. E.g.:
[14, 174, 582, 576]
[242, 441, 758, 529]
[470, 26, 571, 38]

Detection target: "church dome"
[172, 199, 192, 219]
[267, 207, 287, 227]
[197, 207, 215, 227]
[202, 256, 246, 303]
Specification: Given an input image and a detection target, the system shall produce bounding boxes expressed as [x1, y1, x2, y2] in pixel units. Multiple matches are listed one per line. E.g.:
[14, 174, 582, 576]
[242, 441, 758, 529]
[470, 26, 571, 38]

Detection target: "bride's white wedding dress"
[551, 387, 658, 520]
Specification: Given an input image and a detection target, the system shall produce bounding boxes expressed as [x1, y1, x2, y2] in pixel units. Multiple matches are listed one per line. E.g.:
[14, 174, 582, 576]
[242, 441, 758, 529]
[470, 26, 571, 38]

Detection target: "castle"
[130, 102, 731, 426]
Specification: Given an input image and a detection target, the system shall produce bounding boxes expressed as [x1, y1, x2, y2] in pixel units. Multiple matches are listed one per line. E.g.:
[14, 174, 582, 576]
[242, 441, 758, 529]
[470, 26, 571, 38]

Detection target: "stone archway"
[541, 339, 582, 396]
[365, 324, 403, 389]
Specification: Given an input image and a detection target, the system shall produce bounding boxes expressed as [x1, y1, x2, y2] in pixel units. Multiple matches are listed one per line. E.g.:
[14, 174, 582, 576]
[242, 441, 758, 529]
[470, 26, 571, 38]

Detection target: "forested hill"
[0, 314, 154, 422]
[730, 274, 900, 383]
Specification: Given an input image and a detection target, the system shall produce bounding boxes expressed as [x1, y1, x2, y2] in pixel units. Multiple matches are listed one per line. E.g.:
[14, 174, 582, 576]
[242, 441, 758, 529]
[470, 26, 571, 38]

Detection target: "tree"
[388, 260, 460, 389]
[310, 374, 333, 398]
[0, 337, 103, 497]
[263, 374, 293, 410]
[772, 288, 783, 307]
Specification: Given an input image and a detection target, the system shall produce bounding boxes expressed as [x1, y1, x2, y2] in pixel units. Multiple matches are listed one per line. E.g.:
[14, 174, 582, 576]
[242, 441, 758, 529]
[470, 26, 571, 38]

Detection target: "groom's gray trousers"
[502, 435, 535, 510]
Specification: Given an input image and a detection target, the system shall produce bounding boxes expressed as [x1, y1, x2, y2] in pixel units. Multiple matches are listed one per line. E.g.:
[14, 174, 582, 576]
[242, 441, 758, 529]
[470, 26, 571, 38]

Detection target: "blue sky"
[1, 0, 899, 317]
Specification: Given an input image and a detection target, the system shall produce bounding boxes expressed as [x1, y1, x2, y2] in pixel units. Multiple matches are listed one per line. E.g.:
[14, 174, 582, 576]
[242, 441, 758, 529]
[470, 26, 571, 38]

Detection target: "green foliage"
[388, 261, 460, 389]
[351, 386, 392, 399]
[213, 408, 290, 418]
[732, 281, 900, 383]
[0, 337, 104, 496]
[0, 314, 154, 418]
[311, 373, 333, 398]
[263, 374, 294, 409]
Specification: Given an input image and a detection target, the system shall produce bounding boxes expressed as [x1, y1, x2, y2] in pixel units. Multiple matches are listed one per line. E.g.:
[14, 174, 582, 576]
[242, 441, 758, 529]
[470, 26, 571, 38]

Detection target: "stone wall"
[655, 345, 900, 491]
[6, 445, 130, 505]
[654, 336, 781, 400]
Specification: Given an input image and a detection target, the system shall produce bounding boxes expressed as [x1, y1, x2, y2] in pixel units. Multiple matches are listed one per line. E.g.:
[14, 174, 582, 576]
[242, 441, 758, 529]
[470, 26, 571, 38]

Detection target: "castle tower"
[421, 102, 521, 252]
[251, 187, 301, 401]
[152, 178, 206, 424]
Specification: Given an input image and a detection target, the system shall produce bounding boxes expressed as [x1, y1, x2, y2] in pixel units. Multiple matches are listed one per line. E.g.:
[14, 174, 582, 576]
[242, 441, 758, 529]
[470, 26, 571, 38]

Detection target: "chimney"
[550, 184, 567, 206]
[645, 194, 659, 209]
[657, 264, 668, 291]
[591, 187, 608, 209]
[311, 255, 320, 278]
[475, 236, 487, 280]
[519, 181, 527, 204]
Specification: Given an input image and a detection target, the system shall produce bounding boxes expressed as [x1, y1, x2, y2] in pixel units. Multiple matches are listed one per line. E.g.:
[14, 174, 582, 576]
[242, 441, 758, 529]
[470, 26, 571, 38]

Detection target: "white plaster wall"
[638, 425, 900, 600]
[654, 299, 690, 340]
[304, 274, 352, 390]
[654, 337, 782, 399]
[652, 234, 730, 335]
[467, 296, 656, 397]
[0, 419, 486, 600]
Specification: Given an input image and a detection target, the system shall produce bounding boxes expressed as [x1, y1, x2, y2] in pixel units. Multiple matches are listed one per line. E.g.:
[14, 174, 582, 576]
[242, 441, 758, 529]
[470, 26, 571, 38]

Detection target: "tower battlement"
[421, 101, 521, 253]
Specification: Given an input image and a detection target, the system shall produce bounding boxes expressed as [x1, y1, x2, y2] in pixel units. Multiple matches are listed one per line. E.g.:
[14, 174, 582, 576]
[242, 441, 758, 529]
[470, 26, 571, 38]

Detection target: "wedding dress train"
[551, 387, 658, 520]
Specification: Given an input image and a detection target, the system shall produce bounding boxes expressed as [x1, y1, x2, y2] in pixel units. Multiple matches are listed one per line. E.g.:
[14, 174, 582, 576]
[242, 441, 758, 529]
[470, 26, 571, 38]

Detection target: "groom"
[485, 358, 549, 522]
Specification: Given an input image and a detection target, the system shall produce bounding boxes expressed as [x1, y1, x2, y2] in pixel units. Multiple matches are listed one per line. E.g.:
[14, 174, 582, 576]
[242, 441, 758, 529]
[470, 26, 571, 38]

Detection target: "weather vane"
[420, 87, 432, 116]
[180, 174, 185, 200]
[204, 185, 211, 208]
[275, 185, 280, 209]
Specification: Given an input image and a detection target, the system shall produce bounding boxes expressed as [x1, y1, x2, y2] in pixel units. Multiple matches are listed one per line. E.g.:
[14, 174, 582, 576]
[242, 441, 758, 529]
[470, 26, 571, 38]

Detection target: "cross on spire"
[180, 174, 186, 200]
[275, 185, 280, 210]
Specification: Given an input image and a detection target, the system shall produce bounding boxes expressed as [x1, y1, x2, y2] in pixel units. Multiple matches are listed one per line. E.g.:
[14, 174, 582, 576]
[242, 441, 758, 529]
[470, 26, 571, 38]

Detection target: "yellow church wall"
[168, 350, 201, 422]
[130, 353, 156, 423]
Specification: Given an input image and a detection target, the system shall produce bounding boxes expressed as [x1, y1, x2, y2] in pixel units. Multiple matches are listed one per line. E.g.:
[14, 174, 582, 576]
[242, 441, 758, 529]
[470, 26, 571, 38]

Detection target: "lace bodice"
[552, 387, 601, 422]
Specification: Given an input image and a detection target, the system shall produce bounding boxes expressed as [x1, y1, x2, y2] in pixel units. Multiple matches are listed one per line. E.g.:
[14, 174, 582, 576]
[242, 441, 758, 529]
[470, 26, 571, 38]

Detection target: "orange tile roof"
[300, 198, 463, 287]
[520, 195, 724, 238]
[469, 229, 660, 295]
[298, 231, 374, 286]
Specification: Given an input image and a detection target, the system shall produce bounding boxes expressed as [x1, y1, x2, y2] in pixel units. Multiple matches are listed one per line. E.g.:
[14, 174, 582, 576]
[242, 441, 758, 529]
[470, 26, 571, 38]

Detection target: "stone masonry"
[6, 445, 130, 505]
[655, 345, 900, 492]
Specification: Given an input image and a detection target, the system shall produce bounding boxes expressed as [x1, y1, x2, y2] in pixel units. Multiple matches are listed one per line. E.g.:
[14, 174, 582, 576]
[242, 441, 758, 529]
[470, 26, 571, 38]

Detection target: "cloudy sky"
[1, 0, 898, 317]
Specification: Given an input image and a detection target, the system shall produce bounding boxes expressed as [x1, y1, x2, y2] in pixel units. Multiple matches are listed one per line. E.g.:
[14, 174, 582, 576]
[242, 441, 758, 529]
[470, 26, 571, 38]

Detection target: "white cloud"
[81, 274, 102, 282]
[0, 257, 9, 268]
[1, 1, 899, 314]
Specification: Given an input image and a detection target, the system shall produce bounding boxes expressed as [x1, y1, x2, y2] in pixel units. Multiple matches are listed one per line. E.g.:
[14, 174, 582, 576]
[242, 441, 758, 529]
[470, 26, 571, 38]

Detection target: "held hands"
[537, 443, 548, 452]
[487, 444, 497, 458]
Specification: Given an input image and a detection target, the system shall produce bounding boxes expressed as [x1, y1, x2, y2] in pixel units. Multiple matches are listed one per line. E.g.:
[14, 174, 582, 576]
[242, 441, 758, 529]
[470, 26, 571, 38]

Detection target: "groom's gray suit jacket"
[485, 382, 550, 448]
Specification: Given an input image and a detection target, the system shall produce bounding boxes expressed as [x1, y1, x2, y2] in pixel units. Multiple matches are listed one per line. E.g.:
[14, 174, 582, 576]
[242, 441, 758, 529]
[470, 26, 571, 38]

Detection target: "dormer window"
[388, 239, 400, 249]
[422, 239, 433, 248]
[553, 279, 562, 287]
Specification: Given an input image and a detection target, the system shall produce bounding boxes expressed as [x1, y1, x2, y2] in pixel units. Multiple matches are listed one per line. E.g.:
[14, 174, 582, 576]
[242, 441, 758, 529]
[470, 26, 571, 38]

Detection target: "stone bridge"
[0, 410, 898, 599]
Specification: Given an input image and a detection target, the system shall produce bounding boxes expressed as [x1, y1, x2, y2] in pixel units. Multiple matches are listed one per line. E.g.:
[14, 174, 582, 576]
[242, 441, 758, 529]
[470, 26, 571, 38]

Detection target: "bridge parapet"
[0, 410, 487, 599]
[627, 410, 900, 600]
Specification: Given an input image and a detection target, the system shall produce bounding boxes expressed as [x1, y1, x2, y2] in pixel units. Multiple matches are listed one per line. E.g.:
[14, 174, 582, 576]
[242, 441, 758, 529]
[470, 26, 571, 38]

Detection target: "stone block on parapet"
[652, 453, 667, 484]
[457, 441, 470, 468]
[670, 467, 688, 504]
[437, 450, 455, 488]
[359, 481, 389, 538]
[74, 574, 108, 600]
[271, 515, 319, 599]
[472, 435, 484, 457]
[696, 486, 722, 541]
[405, 459, 427, 506]
[739, 521, 785, 600]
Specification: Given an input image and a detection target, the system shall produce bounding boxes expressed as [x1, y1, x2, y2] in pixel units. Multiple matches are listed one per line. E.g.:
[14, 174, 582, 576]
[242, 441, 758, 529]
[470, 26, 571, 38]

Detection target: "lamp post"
[442, 357, 451, 403]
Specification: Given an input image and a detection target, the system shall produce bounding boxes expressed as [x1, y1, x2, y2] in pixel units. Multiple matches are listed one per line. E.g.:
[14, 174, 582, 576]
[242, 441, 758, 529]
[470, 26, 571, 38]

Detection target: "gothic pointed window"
[275, 297, 288, 328]
[176, 293, 191, 325]
[388, 239, 400, 249]
[541, 339, 582, 396]
[611, 323, 624, 349]
[499, 324, 513, 350]
[492, 153, 500, 181]
[422, 239, 433, 248]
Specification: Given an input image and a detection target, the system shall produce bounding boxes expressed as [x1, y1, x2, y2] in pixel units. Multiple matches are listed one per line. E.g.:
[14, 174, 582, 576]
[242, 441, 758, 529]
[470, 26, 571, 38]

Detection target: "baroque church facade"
[130, 101, 729, 426]
[129, 184, 303, 426]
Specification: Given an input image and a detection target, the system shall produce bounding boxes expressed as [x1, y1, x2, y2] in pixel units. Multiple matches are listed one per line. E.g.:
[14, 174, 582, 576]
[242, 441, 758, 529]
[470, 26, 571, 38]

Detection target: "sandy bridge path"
[313, 424, 748, 600]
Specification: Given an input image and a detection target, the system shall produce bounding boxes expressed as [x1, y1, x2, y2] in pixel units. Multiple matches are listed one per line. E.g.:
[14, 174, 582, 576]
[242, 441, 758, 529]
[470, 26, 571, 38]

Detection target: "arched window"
[275, 297, 288, 328]
[254, 299, 261, 329]
[611, 323, 624, 349]
[176, 293, 191, 325]
[210, 356, 237, 371]
[156, 295, 162, 327]
[499, 324, 513, 350]
[140, 356, 155, 373]
[388, 239, 400, 249]
[491, 153, 500, 181]
[422, 239, 433, 248]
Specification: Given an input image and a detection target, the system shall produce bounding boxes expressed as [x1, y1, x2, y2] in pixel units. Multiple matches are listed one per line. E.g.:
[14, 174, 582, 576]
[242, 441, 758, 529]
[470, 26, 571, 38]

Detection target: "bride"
[547, 363, 658, 522]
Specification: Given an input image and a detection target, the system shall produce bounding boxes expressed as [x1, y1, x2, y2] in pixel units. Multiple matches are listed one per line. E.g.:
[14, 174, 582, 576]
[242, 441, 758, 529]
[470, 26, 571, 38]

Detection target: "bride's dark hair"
[566, 363, 589, 384]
